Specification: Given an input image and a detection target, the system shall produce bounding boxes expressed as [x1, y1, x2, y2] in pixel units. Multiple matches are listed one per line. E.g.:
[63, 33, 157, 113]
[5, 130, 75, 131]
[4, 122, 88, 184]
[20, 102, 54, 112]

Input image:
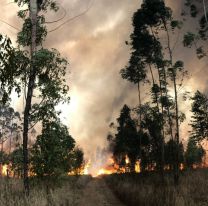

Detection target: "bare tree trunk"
[158, 70, 165, 179]
[1, 142, 3, 152]
[173, 75, 180, 185]
[203, 0, 208, 23]
[163, 68, 174, 141]
[163, 19, 180, 184]
[138, 81, 142, 161]
[150, 27, 167, 177]
[149, 64, 160, 112]
[23, 0, 37, 195]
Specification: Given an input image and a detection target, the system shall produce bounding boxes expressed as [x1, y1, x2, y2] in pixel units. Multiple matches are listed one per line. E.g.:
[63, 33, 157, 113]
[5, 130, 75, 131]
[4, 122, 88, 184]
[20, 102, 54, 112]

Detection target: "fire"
[180, 163, 184, 170]
[108, 157, 114, 165]
[135, 160, 141, 173]
[93, 156, 142, 176]
[83, 160, 91, 175]
[2, 164, 8, 176]
[125, 155, 130, 164]
[97, 168, 114, 176]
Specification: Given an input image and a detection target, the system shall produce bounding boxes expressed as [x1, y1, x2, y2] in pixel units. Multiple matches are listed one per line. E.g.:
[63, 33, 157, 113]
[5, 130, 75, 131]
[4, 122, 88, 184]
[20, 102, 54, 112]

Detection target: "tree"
[123, 0, 186, 183]
[0, 151, 9, 176]
[70, 147, 84, 175]
[138, 0, 186, 184]
[164, 139, 184, 170]
[185, 137, 205, 168]
[183, 0, 208, 59]
[139, 104, 163, 171]
[121, 54, 146, 127]
[31, 120, 75, 178]
[109, 105, 148, 172]
[9, 147, 24, 178]
[0, 104, 21, 152]
[0, 0, 70, 194]
[190, 90, 208, 142]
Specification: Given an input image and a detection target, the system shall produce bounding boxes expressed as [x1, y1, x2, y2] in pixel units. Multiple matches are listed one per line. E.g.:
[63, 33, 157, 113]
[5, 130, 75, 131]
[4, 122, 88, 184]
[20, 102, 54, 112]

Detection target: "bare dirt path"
[77, 177, 125, 206]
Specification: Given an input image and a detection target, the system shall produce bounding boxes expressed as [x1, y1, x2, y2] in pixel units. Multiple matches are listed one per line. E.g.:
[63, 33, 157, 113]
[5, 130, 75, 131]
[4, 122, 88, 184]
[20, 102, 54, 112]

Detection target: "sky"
[1, 0, 208, 164]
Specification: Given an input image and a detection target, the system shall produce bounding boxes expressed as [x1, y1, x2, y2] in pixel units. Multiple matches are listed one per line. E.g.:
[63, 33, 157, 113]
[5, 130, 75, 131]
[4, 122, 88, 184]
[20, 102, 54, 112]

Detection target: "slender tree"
[0, 0, 70, 194]
[123, 0, 187, 183]
[185, 136, 205, 168]
[22, 0, 38, 194]
[190, 90, 208, 142]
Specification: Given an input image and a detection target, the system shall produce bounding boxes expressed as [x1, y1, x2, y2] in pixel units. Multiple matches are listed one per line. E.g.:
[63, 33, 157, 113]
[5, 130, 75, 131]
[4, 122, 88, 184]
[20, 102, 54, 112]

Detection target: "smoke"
[1, 0, 208, 166]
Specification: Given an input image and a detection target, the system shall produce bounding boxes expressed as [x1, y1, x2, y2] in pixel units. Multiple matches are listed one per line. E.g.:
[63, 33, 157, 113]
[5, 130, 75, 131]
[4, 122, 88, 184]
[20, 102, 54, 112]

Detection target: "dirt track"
[77, 177, 125, 206]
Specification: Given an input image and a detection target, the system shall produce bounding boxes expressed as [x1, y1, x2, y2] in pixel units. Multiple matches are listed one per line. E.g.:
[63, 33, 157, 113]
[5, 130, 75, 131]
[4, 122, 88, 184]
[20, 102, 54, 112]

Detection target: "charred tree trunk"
[23, 0, 37, 195]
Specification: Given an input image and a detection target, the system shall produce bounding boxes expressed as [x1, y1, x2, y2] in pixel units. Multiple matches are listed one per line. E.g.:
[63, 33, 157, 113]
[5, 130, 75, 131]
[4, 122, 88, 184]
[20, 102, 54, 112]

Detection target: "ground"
[0, 176, 125, 206]
[78, 177, 125, 206]
[3, 170, 208, 206]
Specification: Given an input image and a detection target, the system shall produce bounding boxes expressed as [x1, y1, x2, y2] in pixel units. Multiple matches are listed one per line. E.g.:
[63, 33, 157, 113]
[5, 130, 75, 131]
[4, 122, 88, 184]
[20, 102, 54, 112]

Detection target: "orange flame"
[2, 164, 8, 176]
[83, 160, 91, 175]
[125, 155, 130, 164]
[135, 160, 141, 173]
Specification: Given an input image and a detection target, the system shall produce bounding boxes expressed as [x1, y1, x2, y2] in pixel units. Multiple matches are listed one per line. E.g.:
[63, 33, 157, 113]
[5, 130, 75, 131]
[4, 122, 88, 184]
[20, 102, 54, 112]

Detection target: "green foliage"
[183, 32, 197, 47]
[9, 147, 23, 177]
[30, 48, 69, 123]
[0, 35, 23, 103]
[190, 4, 198, 17]
[31, 120, 75, 177]
[14, 0, 58, 12]
[190, 90, 208, 142]
[17, 16, 47, 47]
[139, 104, 164, 170]
[108, 105, 148, 172]
[0, 151, 9, 164]
[185, 137, 205, 168]
[120, 56, 146, 84]
[183, 1, 208, 57]
[70, 147, 84, 175]
[121, 0, 172, 85]
[0, 0, 70, 128]
[171, 20, 183, 30]
[120, 0, 187, 177]
[164, 139, 184, 169]
[0, 103, 21, 147]
[138, 0, 172, 26]
[196, 46, 206, 59]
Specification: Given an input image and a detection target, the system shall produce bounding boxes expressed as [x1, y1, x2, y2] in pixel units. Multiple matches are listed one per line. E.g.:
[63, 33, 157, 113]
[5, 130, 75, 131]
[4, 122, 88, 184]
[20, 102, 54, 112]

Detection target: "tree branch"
[48, 0, 94, 33]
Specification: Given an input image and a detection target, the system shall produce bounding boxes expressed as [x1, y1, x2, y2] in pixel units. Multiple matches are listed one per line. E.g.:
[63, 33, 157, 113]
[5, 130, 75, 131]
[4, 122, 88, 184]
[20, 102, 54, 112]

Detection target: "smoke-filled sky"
[1, 0, 208, 161]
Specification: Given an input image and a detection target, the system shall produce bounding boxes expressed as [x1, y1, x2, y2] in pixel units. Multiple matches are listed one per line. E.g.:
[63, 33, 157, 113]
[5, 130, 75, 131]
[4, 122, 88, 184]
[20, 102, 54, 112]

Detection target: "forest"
[0, 0, 208, 205]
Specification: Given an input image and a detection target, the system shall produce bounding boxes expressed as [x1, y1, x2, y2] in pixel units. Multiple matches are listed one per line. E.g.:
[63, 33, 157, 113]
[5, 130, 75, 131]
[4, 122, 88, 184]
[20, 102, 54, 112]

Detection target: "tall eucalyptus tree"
[123, 0, 187, 183]
[0, 0, 70, 194]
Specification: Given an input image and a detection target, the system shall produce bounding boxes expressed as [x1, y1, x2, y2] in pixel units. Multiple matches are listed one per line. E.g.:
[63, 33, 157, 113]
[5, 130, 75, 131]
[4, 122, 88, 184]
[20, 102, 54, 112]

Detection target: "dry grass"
[1, 170, 208, 206]
[0, 175, 91, 206]
[104, 169, 208, 206]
